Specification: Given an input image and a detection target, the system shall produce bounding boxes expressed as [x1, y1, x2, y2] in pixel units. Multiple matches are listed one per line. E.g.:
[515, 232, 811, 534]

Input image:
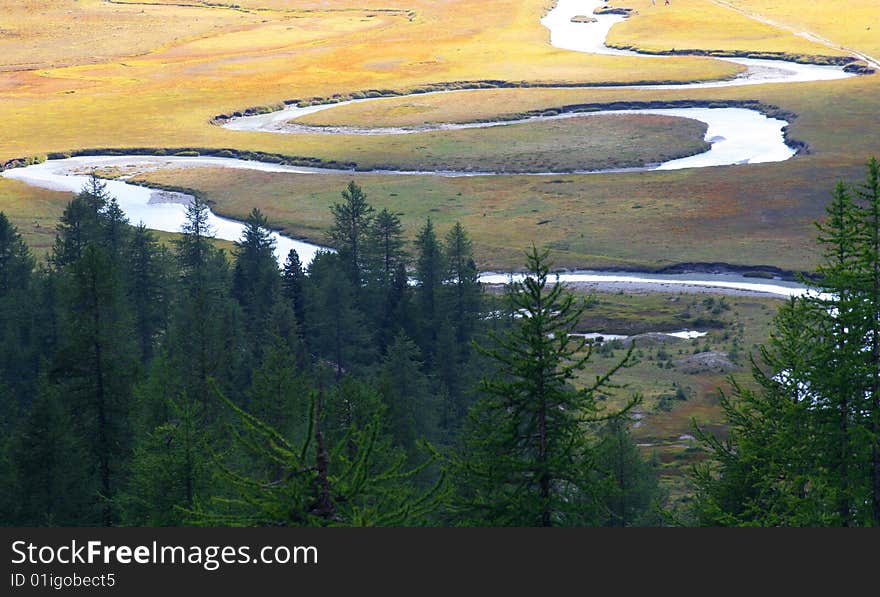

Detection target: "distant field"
[719, 0, 880, 59]
[606, 0, 848, 59]
[1, 0, 879, 276]
[0, 0, 740, 161]
[568, 288, 781, 500]
[0, 178, 68, 253]
[311, 114, 709, 173]
[127, 153, 846, 273]
[0, 0, 261, 71]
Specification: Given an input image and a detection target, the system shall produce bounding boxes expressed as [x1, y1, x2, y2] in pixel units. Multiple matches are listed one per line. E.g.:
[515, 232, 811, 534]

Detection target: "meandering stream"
[2, 0, 861, 295]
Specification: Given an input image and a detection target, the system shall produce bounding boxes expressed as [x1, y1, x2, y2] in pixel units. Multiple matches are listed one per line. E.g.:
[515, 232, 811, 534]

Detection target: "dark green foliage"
[693, 157, 880, 526]
[0, 213, 37, 403]
[444, 221, 481, 349]
[12, 374, 92, 526]
[188, 383, 447, 527]
[170, 199, 241, 407]
[122, 394, 210, 526]
[282, 249, 306, 335]
[0, 211, 34, 296]
[54, 244, 137, 525]
[305, 251, 374, 379]
[365, 208, 408, 352]
[378, 331, 439, 458]
[233, 208, 279, 323]
[51, 174, 112, 269]
[593, 418, 664, 527]
[328, 181, 374, 287]
[247, 339, 309, 443]
[413, 218, 446, 364]
[126, 224, 171, 363]
[1, 178, 657, 528]
[456, 246, 638, 526]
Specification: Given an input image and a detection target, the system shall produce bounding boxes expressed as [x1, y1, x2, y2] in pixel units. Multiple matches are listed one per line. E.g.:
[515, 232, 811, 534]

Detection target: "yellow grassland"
[0, 0, 742, 160]
[0, 0, 879, 275]
[717, 0, 880, 60]
[605, 0, 848, 57]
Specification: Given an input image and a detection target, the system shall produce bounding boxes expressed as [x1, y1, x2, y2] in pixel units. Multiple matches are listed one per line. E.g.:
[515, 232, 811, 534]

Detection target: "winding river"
[1, 0, 864, 296]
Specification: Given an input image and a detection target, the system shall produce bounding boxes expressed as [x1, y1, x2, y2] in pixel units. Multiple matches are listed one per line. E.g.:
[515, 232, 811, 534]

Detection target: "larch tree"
[457, 246, 637, 527]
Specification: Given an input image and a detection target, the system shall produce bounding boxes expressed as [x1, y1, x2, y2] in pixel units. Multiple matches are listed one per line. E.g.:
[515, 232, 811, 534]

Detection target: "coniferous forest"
[1, 158, 879, 527]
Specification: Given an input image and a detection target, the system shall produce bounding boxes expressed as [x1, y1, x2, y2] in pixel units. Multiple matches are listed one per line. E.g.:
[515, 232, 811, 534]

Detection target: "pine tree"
[328, 181, 374, 287]
[51, 175, 110, 269]
[247, 339, 309, 443]
[442, 222, 481, 415]
[0, 213, 37, 402]
[593, 418, 663, 527]
[691, 300, 834, 526]
[175, 197, 213, 277]
[171, 198, 239, 407]
[13, 372, 93, 526]
[811, 180, 865, 525]
[413, 218, 446, 365]
[232, 208, 281, 374]
[306, 252, 374, 379]
[691, 158, 880, 526]
[378, 331, 438, 458]
[0, 383, 20, 524]
[368, 208, 406, 291]
[444, 221, 481, 349]
[54, 244, 137, 526]
[122, 392, 209, 526]
[282, 249, 307, 336]
[365, 208, 408, 352]
[457, 246, 637, 526]
[101, 197, 130, 260]
[854, 157, 880, 523]
[233, 208, 279, 320]
[188, 382, 446, 526]
[126, 224, 171, 363]
[0, 212, 34, 296]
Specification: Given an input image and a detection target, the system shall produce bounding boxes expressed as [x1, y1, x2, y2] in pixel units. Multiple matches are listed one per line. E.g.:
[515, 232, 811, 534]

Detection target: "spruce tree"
[232, 208, 279, 320]
[854, 157, 880, 523]
[122, 392, 209, 526]
[365, 208, 408, 352]
[593, 417, 664, 527]
[171, 198, 240, 407]
[51, 175, 110, 269]
[444, 221, 481, 349]
[306, 252, 374, 379]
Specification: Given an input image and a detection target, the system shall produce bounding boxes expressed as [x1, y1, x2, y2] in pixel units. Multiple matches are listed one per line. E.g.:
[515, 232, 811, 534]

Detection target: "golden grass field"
[718, 0, 880, 59]
[0, 0, 740, 160]
[0, 0, 878, 275]
[606, 0, 850, 57]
